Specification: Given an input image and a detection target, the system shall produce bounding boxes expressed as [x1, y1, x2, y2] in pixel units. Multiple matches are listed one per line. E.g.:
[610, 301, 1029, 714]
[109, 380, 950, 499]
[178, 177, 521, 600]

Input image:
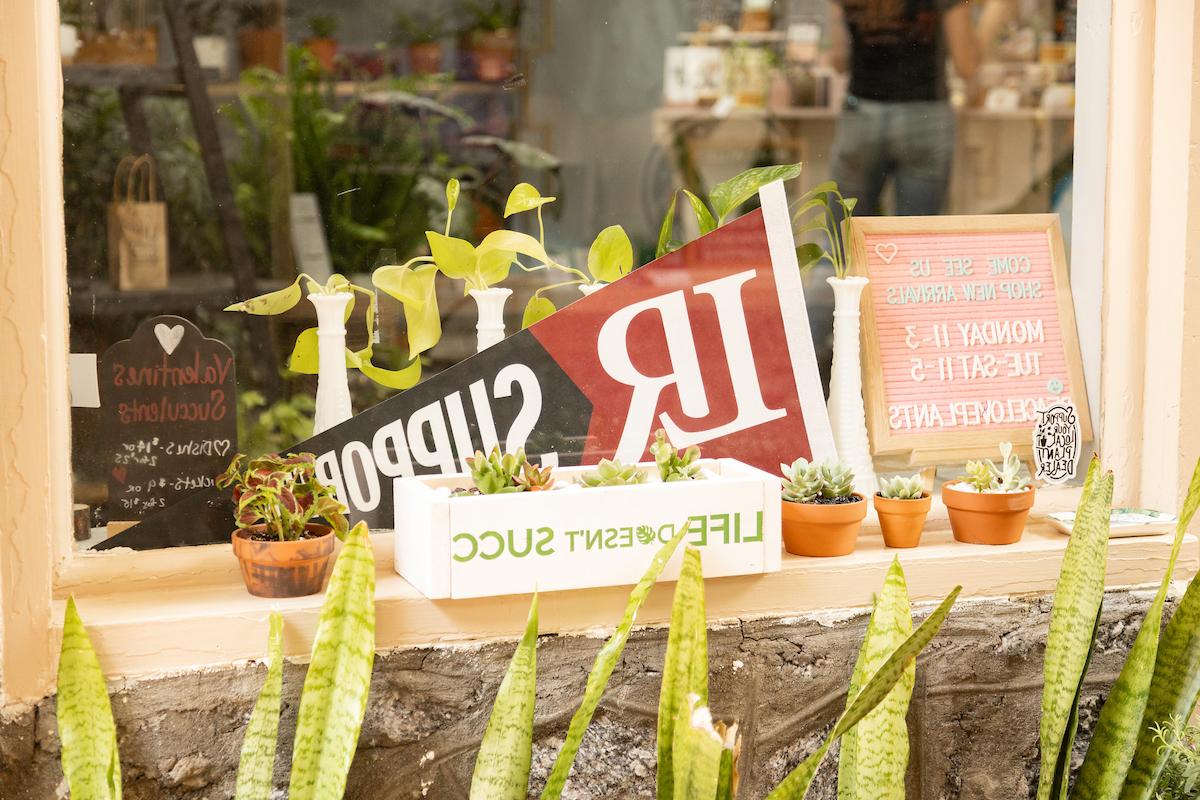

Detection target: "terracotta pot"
[874, 493, 932, 548]
[232, 523, 335, 597]
[781, 494, 866, 557]
[942, 482, 1036, 545]
[469, 28, 516, 82]
[238, 27, 283, 71]
[408, 41, 443, 75]
[305, 37, 339, 72]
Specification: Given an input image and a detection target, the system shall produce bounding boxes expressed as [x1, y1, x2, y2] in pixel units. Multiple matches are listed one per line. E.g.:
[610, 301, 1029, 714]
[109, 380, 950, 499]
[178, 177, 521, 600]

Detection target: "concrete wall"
[0, 587, 1161, 799]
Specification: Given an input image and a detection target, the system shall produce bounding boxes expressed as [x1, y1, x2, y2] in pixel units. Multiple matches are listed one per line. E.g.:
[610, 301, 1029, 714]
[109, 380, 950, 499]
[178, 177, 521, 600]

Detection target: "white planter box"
[393, 458, 782, 599]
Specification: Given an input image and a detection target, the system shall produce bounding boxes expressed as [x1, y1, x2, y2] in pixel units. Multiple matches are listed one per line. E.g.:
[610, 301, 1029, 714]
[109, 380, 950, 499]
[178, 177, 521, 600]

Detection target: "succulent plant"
[780, 458, 822, 503]
[515, 461, 555, 491]
[466, 446, 528, 494]
[650, 429, 703, 482]
[961, 441, 1030, 492]
[879, 473, 926, 500]
[819, 460, 855, 499]
[578, 458, 647, 488]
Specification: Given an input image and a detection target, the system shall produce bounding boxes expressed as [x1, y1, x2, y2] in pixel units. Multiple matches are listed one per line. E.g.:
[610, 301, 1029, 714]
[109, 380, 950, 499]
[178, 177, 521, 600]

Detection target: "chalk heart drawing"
[154, 323, 185, 356]
[874, 242, 898, 265]
[214, 439, 232, 457]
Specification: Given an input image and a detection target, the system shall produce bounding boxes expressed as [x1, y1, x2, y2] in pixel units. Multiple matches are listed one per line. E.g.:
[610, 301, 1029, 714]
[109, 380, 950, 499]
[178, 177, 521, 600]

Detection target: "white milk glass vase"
[468, 287, 512, 353]
[826, 275, 877, 495]
[309, 291, 354, 435]
[579, 283, 605, 297]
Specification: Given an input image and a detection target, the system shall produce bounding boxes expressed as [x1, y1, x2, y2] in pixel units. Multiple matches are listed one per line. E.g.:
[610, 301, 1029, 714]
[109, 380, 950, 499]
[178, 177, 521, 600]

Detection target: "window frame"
[4, 0, 1198, 705]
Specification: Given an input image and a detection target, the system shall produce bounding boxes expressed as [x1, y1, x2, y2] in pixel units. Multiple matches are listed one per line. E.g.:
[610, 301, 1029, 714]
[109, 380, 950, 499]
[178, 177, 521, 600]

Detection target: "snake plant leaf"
[587, 224, 635, 284]
[470, 594, 538, 800]
[479, 229, 552, 267]
[709, 163, 802, 224]
[657, 547, 710, 800]
[1122, 461, 1200, 800]
[671, 697, 724, 800]
[680, 189, 717, 236]
[504, 182, 556, 217]
[523, 296, 556, 328]
[1049, 607, 1102, 800]
[57, 596, 122, 800]
[1036, 457, 1112, 800]
[287, 522, 376, 800]
[427, 230, 479, 282]
[657, 191, 679, 259]
[539, 523, 691, 800]
[234, 612, 284, 800]
[838, 557, 915, 800]
[716, 740, 738, 800]
[767, 585, 961, 800]
[1076, 459, 1200, 800]
[225, 274, 305, 314]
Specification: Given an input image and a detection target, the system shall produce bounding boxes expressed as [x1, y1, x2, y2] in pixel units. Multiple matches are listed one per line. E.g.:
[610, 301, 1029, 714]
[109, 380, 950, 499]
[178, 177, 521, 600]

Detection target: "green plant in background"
[465, 0, 522, 32]
[780, 458, 822, 503]
[57, 597, 121, 800]
[393, 10, 445, 44]
[225, 272, 422, 390]
[792, 181, 858, 280]
[961, 441, 1030, 492]
[1034, 457, 1200, 800]
[1149, 717, 1200, 800]
[651, 429, 703, 482]
[578, 458, 647, 488]
[879, 474, 926, 500]
[215, 452, 349, 540]
[657, 163, 803, 257]
[237, 390, 316, 456]
[55, 521, 375, 800]
[464, 446, 530, 494]
[307, 13, 337, 39]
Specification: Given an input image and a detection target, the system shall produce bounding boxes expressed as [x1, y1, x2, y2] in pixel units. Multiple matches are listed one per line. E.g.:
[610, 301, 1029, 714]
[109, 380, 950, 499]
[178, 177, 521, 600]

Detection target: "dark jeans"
[831, 97, 956, 216]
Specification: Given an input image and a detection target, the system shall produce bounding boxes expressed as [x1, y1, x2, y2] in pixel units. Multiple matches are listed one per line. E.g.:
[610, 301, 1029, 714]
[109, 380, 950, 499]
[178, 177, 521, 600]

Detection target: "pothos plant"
[225, 273, 422, 390]
[792, 181, 858, 279]
[373, 179, 636, 356]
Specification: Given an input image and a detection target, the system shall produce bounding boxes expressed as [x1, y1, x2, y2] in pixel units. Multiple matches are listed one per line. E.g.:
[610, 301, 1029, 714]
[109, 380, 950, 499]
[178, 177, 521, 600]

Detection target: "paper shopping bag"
[107, 154, 168, 290]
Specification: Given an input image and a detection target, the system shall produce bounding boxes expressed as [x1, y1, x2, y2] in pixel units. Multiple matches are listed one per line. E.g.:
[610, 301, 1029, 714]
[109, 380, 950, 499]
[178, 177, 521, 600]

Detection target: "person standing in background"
[825, 0, 982, 215]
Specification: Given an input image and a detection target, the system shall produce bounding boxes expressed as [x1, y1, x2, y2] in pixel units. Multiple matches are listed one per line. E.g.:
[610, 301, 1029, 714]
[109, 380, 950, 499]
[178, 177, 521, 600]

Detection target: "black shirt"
[838, 0, 965, 102]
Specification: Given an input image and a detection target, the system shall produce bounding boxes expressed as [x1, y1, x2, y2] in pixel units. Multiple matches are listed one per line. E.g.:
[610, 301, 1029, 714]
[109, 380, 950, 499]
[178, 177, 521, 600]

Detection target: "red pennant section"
[530, 200, 831, 473]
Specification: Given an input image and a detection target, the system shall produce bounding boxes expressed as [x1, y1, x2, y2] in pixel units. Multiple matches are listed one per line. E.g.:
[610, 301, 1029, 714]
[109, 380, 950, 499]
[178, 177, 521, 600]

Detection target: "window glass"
[62, 0, 1083, 549]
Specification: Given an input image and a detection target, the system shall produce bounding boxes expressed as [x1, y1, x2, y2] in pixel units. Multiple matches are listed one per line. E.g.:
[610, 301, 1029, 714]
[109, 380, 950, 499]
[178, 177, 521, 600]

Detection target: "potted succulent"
[942, 441, 1036, 545]
[304, 14, 339, 73]
[578, 458, 647, 487]
[650, 428, 704, 481]
[189, 0, 230, 76]
[452, 447, 555, 495]
[217, 452, 349, 598]
[779, 458, 866, 557]
[394, 11, 444, 75]
[236, 0, 283, 71]
[463, 0, 520, 82]
[874, 473, 931, 548]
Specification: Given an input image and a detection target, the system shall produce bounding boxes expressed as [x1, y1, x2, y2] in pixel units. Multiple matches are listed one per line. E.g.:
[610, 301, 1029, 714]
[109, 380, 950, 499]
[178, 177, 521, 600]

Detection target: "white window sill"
[57, 487, 1197, 680]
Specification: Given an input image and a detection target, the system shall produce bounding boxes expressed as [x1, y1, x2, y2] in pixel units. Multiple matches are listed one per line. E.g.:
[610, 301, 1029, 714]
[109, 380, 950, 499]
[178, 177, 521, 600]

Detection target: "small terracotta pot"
[238, 27, 283, 71]
[469, 28, 516, 82]
[942, 482, 1036, 545]
[304, 37, 339, 72]
[874, 493, 932, 548]
[781, 494, 867, 557]
[408, 41, 443, 75]
[232, 523, 335, 598]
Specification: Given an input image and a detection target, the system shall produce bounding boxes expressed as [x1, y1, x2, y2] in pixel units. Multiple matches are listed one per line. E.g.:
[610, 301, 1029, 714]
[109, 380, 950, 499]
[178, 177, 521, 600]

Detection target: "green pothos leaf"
[522, 295, 556, 328]
[226, 275, 304, 315]
[504, 182, 556, 217]
[709, 163, 802, 224]
[587, 225, 634, 284]
[427, 230, 479, 282]
[680, 189, 717, 235]
[657, 192, 679, 259]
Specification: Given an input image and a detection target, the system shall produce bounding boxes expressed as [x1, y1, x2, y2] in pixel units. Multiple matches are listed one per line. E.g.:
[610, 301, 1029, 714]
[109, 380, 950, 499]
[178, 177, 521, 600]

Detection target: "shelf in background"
[677, 30, 788, 45]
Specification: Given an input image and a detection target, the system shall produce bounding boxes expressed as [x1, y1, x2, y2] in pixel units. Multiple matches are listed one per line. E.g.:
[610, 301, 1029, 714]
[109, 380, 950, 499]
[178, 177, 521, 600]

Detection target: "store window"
[61, 0, 1086, 550]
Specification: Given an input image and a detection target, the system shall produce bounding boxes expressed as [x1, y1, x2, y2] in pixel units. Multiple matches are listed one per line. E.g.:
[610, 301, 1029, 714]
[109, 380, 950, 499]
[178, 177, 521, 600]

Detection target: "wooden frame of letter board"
[849, 214, 1093, 463]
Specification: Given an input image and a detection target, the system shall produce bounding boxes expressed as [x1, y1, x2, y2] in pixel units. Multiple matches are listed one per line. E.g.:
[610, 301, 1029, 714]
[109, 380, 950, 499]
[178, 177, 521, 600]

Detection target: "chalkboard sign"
[849, 214, 1092, 459]
[100, 316, 237, 520]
